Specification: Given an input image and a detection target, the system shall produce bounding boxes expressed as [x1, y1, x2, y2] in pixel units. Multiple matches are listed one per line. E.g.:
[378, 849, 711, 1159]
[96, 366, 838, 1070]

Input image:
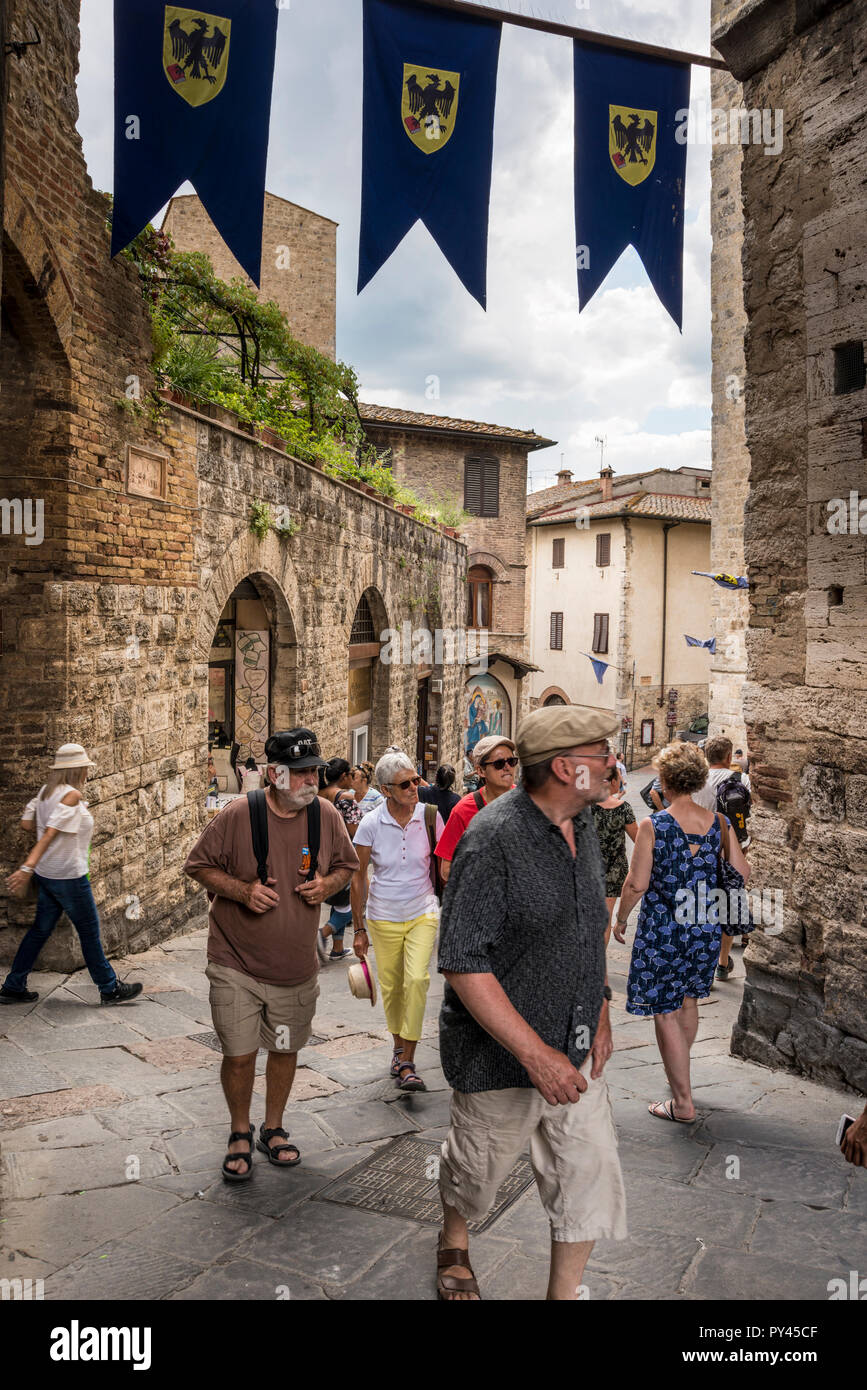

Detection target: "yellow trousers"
[367, 913, 438, 1042]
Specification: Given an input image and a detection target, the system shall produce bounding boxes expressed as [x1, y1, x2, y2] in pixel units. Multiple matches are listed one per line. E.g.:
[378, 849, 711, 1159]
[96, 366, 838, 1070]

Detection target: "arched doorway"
[207, 574, 297, 793]
[347, 588, 389, 766]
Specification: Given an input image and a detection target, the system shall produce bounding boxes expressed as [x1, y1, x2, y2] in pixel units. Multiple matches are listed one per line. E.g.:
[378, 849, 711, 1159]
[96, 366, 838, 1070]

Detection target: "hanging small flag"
[692, 571, 749, 591]
[582, 653, 612, 684]
[684, 635, 717, 655]
[358, 0, 502, 308]
[573, 41, 691, 329]
[112, 0, 279, 285]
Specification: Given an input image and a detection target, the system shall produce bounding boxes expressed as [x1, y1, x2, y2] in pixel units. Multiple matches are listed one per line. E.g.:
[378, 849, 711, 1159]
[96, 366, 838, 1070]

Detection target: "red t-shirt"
[435, 789, 488, 862]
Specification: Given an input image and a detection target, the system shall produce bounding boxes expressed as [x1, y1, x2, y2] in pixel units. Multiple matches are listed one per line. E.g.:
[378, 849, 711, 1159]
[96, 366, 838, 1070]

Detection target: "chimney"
[556, 468, 573, 486]
[600, 465, 614, 503]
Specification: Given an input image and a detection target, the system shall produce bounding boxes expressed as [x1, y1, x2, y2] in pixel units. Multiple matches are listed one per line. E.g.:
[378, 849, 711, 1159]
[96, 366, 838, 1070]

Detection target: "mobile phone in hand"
[836, 1114, 856, 1148]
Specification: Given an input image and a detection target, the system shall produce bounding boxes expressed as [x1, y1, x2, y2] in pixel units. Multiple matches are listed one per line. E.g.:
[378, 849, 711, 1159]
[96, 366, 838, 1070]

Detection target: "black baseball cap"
[264, 728, 326, 770]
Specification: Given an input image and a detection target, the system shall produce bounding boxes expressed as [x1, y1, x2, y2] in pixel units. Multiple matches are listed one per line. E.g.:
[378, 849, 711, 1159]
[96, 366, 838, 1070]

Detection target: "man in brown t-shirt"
[184, 728, 358, 1181]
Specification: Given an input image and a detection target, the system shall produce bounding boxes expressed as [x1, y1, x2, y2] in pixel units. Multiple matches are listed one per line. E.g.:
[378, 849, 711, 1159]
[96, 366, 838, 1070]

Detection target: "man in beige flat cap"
[434, 705, 626, 1301]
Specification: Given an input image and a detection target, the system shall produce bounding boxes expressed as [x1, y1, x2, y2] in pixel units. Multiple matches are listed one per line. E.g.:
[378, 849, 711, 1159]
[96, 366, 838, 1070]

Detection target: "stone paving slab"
[33, 991, 119, 1027]
[587, 1230, 702, 1294]
[233, 1200, 410, 1286]
[750, 1200, 867, 1265]
[169, 1257, 328, 1301]
[126, 1036, 220, 1072]
[43, 1239, 204, 1301]
[134, 1198, 273, 1263]
[0, 1084, 125, 1129]
[621, 1171, 760, 1249]
[301, 1044, 404, 1087]
[697, 1107, 847, 1153]
[112, 1000, 206, 1041]
[3, 1140, 171, 1199]
[253, 1068, 343, 1103]
[617, 1134, 709, 1181]
[693, 1143, 851, 1207]
[3, 1017, 146, 1055]
[43, 1046, 175, 1098]
[688, 1247, 847, 1301]
[0, 1186, 183, 1267]
[94, 1095, 195, 1139]
[482, 1251, 619, 1301]
[0, 1042, 70, 1099]
[316, 1099, 420, 1145]
[0, 1112, 111, 1153]
[142, 991, 214, 1025]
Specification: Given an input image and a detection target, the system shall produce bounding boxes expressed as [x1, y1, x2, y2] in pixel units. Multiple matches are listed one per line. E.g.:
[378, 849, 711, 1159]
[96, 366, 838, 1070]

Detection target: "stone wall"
[162, 193, 338, 361]
[709, 0, 752, 749]
[0, 0, 466, 972]
[714, 0, 867, 1093]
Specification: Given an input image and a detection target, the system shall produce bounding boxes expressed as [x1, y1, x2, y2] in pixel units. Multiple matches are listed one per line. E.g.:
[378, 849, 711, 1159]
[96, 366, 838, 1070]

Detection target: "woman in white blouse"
[1, 744, 143, 1006]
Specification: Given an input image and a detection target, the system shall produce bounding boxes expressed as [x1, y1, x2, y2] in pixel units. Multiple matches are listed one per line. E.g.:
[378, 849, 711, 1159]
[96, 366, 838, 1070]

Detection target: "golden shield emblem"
[609, 105, 658, 186]
[402, 65, 460, 154]
[163, 6, 231, 107]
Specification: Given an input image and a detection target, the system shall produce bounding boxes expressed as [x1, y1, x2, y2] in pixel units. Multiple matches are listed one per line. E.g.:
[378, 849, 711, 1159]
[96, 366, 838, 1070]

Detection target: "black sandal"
[396, 1062, 426, 1093]
[221, 1126, 255, 1183]
[256, 1125, 301, 1167]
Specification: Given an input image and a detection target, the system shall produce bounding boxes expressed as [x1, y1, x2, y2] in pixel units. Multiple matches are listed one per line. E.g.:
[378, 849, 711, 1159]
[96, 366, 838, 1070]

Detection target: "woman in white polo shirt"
[1, 744, 142, 1007]
[350, 751, 444, 1092]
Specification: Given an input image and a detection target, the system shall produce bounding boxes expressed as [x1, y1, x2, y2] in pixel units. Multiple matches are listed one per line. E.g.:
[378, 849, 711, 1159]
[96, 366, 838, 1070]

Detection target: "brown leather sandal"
[437, 1239, 482, 1301]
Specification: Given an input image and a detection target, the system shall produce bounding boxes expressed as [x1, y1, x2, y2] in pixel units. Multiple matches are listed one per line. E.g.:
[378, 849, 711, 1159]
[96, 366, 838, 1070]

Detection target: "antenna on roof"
[595, 436, 608, 473]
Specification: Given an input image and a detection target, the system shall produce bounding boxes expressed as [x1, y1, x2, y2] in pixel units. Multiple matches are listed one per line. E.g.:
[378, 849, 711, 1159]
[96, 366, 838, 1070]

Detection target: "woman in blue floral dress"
[613, 742, 750, 1124]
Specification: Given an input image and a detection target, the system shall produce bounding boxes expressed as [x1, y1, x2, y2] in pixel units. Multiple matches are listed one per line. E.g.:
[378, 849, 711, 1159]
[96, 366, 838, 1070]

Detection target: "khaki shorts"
[439, 1059, 627, 1244]
[205, 962, 320, 1057]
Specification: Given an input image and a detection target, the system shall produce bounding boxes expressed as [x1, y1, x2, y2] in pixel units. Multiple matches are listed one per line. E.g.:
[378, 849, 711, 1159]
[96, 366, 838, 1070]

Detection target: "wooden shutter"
[552, 537, 565, 569]
[465, 457, 499, 517]
[592, 613, 609, 653]
[596, 532, 611, 567]
[550, 612, 563, 650]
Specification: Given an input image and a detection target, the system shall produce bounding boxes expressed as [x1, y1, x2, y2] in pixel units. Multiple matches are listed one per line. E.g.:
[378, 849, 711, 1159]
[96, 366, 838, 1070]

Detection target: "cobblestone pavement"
[2, 778, 865, 1301]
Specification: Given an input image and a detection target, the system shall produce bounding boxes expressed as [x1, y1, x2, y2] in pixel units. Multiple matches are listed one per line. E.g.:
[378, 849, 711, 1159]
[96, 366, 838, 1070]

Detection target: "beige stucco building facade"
[527, 468, 712, 766]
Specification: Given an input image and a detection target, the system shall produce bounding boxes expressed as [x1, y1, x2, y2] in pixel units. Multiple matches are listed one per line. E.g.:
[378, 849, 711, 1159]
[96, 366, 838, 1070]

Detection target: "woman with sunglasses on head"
[350, 751, 444, 1091]
[433, 736, 518, 887]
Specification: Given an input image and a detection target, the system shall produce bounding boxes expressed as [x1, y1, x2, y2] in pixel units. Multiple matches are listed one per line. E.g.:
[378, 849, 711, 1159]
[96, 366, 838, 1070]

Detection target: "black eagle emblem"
[405, 72, 457, 128]
[168, 15, 228, 84]
[611, 111, 655, 166]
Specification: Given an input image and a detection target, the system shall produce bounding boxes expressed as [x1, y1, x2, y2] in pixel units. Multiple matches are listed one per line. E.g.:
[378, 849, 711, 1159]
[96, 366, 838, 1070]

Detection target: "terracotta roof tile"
[530, 491, 712, 525]
[360, 402, 555, 450]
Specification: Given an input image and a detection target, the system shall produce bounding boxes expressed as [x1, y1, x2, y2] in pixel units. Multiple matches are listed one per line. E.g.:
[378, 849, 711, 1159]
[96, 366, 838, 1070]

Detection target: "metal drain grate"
[312, 1134, 534, 1233]
[188, 1031, 328, 1053]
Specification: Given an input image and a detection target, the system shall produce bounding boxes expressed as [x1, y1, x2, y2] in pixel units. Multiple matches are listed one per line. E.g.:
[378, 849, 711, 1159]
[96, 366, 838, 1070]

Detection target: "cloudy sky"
[77, 0, 714, 490]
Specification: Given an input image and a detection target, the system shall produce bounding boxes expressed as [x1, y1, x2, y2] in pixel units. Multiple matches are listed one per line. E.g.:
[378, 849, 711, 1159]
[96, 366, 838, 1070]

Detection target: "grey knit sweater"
[437, 787, 608, 1093]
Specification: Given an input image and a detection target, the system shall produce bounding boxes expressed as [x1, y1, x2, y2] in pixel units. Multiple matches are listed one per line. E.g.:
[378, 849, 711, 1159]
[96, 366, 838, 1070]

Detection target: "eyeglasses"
[389, 776, 421, 790]
[482, 757, 519, 771]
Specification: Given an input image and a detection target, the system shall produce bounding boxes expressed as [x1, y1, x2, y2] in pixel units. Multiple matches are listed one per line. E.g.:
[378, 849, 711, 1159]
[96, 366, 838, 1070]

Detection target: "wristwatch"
[602, 986, 613, 1003]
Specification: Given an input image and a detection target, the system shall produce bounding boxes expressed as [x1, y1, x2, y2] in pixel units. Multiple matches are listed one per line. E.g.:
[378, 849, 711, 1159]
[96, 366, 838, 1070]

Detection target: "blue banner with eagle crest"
[112, 0, 278, 285]
[358, 0, 502, 309]
[573, 41, 690, 329]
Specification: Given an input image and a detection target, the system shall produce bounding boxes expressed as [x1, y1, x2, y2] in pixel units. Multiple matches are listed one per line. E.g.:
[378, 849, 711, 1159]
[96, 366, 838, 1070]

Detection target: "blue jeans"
[3, 875, 118, 995]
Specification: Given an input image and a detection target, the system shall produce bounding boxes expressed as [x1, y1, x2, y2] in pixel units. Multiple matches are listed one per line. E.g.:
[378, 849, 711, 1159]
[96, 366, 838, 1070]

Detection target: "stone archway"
[197, 533, 301, 771]
[345, 582, 392, 766]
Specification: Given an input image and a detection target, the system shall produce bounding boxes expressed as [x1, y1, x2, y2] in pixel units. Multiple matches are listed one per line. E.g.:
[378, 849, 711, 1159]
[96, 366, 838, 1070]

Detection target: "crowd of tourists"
[3, 714, 865, 1299]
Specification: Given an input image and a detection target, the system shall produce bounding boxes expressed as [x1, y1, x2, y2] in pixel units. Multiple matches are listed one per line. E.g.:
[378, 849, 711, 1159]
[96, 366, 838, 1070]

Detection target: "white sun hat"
[347, 958, 377, 1006]
[51, 744, 95, 770]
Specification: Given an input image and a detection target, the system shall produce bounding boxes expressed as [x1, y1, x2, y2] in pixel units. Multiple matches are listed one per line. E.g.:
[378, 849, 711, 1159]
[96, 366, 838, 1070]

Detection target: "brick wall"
[0, 0, 466, 969]
[714, 0, 867, 1093]
[162, 193, 338, 361]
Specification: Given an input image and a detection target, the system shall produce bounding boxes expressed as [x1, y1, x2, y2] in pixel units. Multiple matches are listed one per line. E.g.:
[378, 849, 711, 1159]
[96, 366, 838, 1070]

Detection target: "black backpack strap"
[306, 794, 321, 882]
[247, 790, 269, 886]
[473, 790, 486, 811]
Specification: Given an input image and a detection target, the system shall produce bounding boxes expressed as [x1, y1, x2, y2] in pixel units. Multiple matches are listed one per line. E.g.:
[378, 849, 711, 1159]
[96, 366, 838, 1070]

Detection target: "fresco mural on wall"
[464, 673, 511, 756]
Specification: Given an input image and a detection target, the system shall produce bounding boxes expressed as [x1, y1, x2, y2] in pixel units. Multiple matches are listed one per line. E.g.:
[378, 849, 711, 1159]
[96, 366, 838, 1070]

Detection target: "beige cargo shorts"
[205, 961, 320, 1057]
[439, 1058, 627, 1244]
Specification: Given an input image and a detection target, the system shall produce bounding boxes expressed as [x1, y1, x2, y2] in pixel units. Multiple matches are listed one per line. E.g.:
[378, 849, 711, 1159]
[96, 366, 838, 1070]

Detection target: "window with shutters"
[467, 566, 493, 630]
[592, 613, 609, 654]
[550, 612, 563, 650]
[596, 532, 611, 567]
[552, 538, 565, 569]
[464, 457, 500, 517]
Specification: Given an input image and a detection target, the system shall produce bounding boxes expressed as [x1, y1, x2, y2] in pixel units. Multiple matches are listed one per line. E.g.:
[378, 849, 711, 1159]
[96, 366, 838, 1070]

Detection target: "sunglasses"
[390, 776, 422, 791]
[482, 756, 519, 771]
[283, 738, 321, 760]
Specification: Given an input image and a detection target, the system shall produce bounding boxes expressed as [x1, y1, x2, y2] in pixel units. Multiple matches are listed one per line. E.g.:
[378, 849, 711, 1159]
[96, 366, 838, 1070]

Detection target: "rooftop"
[360, 403, 556, 451]
[530, 491, 713, 526]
